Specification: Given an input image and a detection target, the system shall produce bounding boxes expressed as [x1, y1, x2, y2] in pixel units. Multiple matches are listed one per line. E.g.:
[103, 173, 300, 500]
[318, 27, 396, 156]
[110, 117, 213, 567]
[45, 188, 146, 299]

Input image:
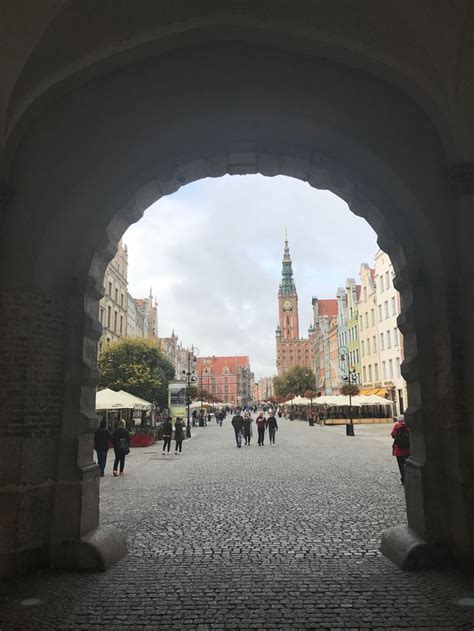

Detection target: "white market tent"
[96, 388, 152, 411]
[189, 400, 214, 409]
[314, 394, 393, 407]
[117, 390, 153, 410]
[287, 395, 313, 405]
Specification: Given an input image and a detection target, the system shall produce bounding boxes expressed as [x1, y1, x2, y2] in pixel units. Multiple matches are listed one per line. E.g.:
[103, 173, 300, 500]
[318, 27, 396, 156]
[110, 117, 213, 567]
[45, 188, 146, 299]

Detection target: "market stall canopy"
[287, 395, 312, 405]
[96, 388, 128, 410]
[96, 388, 152, 411]
[117, 390, 153, 410]
[356, 394, 394, 406]
[314, 394, 393, 407]
[190, 400, 214, 409]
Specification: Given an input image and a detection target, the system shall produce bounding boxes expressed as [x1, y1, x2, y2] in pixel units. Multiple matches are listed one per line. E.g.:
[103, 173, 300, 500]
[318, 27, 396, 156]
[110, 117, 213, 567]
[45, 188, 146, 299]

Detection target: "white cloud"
[124, 175, 377, 379]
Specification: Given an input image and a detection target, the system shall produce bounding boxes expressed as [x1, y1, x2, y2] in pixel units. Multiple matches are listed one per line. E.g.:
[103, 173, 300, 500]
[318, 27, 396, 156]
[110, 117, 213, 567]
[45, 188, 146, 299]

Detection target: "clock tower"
[278, 236, 299, 340]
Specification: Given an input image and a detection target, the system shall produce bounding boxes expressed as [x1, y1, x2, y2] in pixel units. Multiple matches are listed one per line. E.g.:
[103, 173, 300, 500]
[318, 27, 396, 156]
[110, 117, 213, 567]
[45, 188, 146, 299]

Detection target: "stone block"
[380, 524, 451, 570]
[50, 525, 127, 572]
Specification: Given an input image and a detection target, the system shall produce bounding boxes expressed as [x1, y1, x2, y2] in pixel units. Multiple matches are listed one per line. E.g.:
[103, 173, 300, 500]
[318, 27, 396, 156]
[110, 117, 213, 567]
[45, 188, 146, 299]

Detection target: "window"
[107, 306, 111, 328]
[361, 340, 365, 356]
[395, 357, 401, 377]
[391, 296, 396, 316]
[120, 315, 123, 335]
[389, 359, 394, 378]
[378, 305, 382, 322]
[121, 293, 124, 306]
[379, 275, 384, 292]
[386, 330, 391, 349]
[366, 338, 370, 354]
[385, 271, 390, 290]
[382, 361, 387, 379]
[99, 308, 104, 324]
[374, 363, 379, 380]
[379, 332, 385, 350]
[368, 365, 372, 381]
[373, 335, 376, 352]
[108, 281, 112, 296]
[384, 301, 389, 319]
[363, 287, 367, 301]
[114, 311, 118, 332]
[359, 315, 363, 331]
[365, 312, 369, 328]
[115, 288, 118, 302]
[393, 328, 399, 346]
[363, 366, 367, 382]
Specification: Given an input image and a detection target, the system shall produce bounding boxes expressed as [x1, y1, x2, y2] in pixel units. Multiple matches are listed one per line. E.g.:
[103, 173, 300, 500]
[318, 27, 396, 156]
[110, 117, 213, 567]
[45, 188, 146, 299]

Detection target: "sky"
[124, 175, 378, 379]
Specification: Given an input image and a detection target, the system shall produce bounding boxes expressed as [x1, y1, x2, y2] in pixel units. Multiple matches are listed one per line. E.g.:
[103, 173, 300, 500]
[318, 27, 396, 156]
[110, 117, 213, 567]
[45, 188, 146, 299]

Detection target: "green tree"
[99, 338, 175, 408]
[273, 366, 316, 397]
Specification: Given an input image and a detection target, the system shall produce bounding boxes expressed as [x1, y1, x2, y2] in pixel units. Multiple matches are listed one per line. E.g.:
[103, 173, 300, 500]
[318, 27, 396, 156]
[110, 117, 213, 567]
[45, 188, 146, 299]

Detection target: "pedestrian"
[256, 412, 267, 446]
[94, 418, 111, 477]
[112, 419, 130, 476]
[219, 410, 224, 426]
[207, 411, 212, 425]
[243, 412, 253, 446]
[174, 416, 185, 455]
[192, 409, 197, 426]
[231, 410, 244, 448]
[267, 412, 278, 445]
[162, 416, 173, 455]
[391, 414, 410, 484]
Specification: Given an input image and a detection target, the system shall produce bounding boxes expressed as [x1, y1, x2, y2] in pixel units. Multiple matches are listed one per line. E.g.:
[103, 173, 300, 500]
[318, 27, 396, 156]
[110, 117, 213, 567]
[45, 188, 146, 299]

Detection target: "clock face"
[283, 299, 293, 311]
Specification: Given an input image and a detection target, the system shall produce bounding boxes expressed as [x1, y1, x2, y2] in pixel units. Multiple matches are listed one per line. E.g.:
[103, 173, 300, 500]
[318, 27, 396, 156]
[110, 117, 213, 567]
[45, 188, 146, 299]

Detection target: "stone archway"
[0, 36, 467, 577]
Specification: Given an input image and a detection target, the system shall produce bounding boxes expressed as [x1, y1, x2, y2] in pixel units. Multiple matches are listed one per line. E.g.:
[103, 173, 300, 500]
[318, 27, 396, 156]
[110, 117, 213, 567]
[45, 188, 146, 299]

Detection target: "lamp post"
[182, 347, 198, 438]
[339, 346, 358, 436]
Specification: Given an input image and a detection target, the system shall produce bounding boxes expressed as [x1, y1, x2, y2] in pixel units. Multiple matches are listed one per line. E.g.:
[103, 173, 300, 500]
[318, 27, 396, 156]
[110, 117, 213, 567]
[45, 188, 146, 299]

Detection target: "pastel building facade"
[98, 240, 128, 353]
[358, 264, 380, 387]
[374, 250, 407, 415]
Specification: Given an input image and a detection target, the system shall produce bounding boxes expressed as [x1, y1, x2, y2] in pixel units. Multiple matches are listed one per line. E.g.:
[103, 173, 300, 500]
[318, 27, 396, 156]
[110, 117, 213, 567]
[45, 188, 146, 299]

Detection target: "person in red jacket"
[391, 414, 410, 485]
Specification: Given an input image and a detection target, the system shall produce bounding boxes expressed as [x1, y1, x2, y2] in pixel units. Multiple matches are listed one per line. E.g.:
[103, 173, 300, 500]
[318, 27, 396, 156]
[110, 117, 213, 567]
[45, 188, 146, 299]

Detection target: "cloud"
[124, 175, 377, 378]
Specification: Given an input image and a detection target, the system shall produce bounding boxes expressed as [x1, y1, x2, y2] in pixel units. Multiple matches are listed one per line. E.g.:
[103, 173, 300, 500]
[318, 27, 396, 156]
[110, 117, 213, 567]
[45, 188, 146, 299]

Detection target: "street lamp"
[339, 346, 358, 437]
[182, 347, 198, 438]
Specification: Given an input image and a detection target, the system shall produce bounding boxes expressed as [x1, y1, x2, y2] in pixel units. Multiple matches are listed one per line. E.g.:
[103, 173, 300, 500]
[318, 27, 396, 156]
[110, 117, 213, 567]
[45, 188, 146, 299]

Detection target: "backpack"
[394, 426, 410, 450]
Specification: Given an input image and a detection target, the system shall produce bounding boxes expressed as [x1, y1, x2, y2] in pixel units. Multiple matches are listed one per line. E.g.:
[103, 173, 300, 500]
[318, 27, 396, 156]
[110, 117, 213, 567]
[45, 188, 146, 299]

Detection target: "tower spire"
[279, 231, 296, 296]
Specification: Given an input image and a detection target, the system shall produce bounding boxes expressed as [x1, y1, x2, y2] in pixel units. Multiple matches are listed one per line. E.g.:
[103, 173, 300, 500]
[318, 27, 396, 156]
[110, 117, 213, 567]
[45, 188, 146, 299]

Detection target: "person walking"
[267, 412, 278, 445]
[243, 412, 253, 446]
[162, 416, 173, 455]
[112, 419, 130, 476]
[174, 417, 185, 455]
[256, 412, 267, 446]
[391, 414, 410, 484]
[231, 410, 244, 448]
[94, 419, 111, 476]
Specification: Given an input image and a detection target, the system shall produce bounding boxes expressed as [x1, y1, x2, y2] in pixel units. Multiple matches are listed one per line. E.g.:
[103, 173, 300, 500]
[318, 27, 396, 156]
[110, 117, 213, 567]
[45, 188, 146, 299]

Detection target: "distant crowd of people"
[94, 405, 410, 485]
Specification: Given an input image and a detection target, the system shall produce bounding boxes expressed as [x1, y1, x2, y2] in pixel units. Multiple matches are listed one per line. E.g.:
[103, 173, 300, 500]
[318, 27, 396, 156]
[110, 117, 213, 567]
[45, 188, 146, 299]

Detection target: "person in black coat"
[174, 417, 185, 454]
[267, 413, 279, 445]
[112, 419, 130, 476]
[94, 419, 111, 476]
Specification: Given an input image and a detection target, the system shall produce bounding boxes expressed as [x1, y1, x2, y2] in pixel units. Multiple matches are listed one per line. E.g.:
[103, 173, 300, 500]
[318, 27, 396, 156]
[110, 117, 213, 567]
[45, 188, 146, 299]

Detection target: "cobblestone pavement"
[2, 419, 474, 630]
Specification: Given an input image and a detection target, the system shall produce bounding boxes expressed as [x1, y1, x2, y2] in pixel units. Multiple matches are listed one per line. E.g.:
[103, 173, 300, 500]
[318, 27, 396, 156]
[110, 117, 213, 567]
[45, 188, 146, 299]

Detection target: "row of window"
[362, 357, 401, 384]
[361, 328, 399, 356]
[100, 305, 125, 335]
[106, 277, 125, 307]
[377, 270, 394, 294]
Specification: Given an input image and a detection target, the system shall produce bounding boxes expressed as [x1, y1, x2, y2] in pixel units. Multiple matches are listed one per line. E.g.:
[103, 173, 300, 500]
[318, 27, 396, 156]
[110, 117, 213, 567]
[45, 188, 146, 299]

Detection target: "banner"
[168, 380, 187, 422]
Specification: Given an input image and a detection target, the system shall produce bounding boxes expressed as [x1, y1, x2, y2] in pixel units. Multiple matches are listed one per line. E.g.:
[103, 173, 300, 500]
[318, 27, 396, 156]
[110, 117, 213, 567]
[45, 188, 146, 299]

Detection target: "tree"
[273, 366, 316, 397]
[99, 338, 175, 409]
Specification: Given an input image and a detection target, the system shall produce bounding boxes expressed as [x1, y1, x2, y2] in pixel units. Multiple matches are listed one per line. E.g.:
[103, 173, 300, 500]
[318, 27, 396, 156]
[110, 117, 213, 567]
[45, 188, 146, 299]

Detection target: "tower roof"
[278, 233, 297, 296]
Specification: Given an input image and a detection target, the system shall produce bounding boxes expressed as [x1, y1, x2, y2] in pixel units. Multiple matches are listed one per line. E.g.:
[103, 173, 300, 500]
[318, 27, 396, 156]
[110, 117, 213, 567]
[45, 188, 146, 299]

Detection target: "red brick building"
[197, 356, 254, 406]
[275, 237, 315, 374]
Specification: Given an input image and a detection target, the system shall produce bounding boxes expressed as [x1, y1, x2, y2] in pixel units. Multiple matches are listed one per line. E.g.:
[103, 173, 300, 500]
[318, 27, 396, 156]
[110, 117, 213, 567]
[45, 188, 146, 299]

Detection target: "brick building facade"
[197, 356, 254, 406]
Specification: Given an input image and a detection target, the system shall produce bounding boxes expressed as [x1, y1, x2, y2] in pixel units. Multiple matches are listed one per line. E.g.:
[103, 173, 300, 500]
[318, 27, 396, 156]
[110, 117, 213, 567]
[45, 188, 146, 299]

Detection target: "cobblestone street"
[2, 419, 474, 630]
